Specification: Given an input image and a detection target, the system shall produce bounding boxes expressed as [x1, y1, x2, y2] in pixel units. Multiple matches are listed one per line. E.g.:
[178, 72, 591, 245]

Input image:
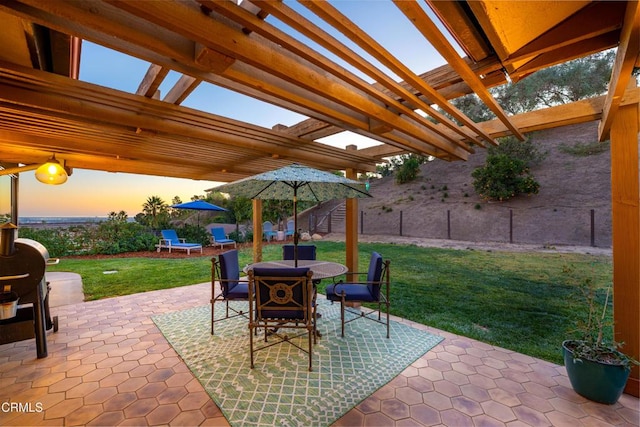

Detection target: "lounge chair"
[210, 227, 236, 249]
[285, 219, 295, 238]
[263, 221, 277, 241]
[156, 229, 203, 255]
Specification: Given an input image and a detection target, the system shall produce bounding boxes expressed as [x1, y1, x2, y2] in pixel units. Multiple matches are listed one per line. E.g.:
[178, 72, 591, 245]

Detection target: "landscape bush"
[19, 220, 158, 257]
[472, 154, 540, 201]
[18, 227, 85, 257]
[472, 137, 544, 201]
[228, 229, 253, 243]
[559, 140, 609, 156]
[489, 136, 547, 166]
[395, 154, 424, 184]
[174, 223, 211, 246]
[90, 221, 158, 254]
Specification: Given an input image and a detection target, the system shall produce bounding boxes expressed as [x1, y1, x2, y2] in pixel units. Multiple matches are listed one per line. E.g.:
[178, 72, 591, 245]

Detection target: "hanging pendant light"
[35, 155, 68, 185]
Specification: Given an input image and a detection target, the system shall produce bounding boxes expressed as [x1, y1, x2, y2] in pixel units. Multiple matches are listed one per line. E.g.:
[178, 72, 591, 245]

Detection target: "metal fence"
[307, 206, 611, 247]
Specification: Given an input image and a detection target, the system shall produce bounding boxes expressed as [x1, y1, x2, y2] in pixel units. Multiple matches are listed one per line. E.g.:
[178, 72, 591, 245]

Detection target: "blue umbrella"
[172, 200, 227, 211]
[171, 200, 227, 226]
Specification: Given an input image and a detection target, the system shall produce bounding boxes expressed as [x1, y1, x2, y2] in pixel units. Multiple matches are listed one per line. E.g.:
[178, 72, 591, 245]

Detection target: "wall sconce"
[35, 155, 68, 185]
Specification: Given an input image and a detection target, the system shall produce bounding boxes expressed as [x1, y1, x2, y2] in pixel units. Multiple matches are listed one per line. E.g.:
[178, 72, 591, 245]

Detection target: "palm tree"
[142, 195, 168, 229]
[108, 210, 128, 222]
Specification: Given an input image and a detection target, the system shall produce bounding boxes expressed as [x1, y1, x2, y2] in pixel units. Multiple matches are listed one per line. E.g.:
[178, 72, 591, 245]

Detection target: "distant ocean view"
[20, 217, 109, 224]
[18, 217, 134, 227]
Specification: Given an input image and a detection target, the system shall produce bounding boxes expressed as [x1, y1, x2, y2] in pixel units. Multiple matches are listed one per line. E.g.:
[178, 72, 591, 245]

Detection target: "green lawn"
[49, 241, 612, 365]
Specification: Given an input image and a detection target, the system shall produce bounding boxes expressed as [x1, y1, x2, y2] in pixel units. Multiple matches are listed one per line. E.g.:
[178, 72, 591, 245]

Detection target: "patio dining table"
[244, 260, 348, 280]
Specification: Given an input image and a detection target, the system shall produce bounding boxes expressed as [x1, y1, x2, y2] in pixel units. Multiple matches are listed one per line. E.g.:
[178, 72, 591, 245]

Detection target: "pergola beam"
[2, 0, 464, 160]
[243, 0, 482, 149]
[136, 63, 169, 98]
[300, 0, 497, 146]
[109, 0, 469, 159]
[163, 74, 202, 105]
[598, 0, 640, 141]
[394, 0, 525, 141]
[0, 61, 378, 177]
[358, 88, 640, 159]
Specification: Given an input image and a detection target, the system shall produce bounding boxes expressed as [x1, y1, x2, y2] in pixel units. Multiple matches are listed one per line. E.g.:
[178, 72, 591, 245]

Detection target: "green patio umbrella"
[212, 163, 371, 265]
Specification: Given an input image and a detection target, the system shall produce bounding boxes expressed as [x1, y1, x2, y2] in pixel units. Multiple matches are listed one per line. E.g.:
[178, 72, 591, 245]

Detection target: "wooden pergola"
[0, 1, 637, 396]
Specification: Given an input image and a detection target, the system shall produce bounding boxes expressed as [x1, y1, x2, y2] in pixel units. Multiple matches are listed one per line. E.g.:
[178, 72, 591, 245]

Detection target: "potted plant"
[563, 275, 639, 404]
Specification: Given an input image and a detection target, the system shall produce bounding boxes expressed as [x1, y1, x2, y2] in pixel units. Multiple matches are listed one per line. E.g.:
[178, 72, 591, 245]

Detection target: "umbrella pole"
[293, 190, 298, 267]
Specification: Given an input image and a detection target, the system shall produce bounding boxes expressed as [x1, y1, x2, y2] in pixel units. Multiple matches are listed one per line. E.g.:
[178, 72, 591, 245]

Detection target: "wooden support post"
[252, 199, 263, 263]
[610, 97, 639, 398]
[345, 145, 359, 282]
[12, 172, 19, 226]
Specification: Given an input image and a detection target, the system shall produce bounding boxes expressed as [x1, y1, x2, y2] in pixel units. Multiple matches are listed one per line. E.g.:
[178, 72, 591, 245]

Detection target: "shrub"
[472, 154, 540, 201]
[559, 140, 609, 156]
[90, 221, 157, 254]
[18, 227, 84, 257]
[395, 154, 423, 184]
[472, 136, 544, 202]
[18, 221, 158, 257]
[376, 163, 393, 177]
[175, 224, 210, 246]
[488, 136, 547, 166]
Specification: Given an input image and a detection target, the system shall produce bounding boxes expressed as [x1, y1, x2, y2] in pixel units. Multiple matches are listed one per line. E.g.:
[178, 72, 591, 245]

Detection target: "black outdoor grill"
[0, 223, 58, 358]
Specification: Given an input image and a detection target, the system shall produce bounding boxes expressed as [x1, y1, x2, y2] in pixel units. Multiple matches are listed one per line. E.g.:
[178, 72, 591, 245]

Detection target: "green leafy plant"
[559, 140, 610, 157]
[395, 154, 423, 184]
[175, 223, 210, 246]
[18, 227, 85, 257]
[472, 154, 540, 201]
[488, 136, 548, 166]
[472, 136, 545, 201]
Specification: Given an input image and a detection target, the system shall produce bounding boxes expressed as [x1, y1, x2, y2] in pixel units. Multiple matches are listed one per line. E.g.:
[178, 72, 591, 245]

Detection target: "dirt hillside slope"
[326, 121, 612, 248]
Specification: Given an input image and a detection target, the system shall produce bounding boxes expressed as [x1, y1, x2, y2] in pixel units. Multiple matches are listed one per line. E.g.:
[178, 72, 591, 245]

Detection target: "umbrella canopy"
[212, 163, 370, 265]
[171, 200, 227, 226]
[171, 200, 227, 211]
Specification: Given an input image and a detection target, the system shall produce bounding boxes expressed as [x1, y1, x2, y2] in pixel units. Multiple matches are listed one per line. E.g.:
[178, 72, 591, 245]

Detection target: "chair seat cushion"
[226, 281, 249, 299]
[215, 239, 234, 244]
[170, 243, 201, 248]
[325, 283, 376, 302]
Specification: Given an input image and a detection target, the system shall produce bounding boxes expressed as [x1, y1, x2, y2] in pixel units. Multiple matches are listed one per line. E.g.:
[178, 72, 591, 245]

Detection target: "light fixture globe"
[35, 156, 68, 185]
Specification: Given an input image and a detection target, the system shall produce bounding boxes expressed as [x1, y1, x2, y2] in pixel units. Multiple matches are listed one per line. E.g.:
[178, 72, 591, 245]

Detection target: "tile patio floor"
[1, 282, 638, 426]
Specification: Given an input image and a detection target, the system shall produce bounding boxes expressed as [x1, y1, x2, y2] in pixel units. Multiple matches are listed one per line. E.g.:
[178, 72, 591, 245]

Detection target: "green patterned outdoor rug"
[152, 299, 443, 427]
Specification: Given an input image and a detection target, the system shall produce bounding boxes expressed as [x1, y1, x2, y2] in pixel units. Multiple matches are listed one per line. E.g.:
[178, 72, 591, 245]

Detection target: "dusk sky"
[18, 1, 454, 217]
